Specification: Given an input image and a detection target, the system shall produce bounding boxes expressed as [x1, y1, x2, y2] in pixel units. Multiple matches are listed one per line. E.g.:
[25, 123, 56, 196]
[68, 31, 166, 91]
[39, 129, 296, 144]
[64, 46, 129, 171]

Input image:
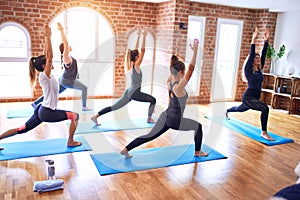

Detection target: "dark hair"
[59, 43, 64, 68]
[170, 55, 185, 75]
[130, 49, 139, 62]
[29, 55, 46, 88]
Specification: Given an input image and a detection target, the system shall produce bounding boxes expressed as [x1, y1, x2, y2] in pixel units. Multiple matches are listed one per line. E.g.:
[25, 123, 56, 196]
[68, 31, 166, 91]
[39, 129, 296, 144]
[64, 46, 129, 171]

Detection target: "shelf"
[261, 73, 300, 115]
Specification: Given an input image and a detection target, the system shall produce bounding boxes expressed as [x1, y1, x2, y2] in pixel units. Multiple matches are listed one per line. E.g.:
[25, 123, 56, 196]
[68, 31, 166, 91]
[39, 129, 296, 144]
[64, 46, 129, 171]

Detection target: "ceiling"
[133, 0, 300, 12]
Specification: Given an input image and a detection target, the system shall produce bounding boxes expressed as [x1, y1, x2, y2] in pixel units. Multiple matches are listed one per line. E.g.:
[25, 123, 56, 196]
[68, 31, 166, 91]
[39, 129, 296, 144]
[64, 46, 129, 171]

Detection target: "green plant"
[266, 44, 286, 62]
[266, 44, 285, 74]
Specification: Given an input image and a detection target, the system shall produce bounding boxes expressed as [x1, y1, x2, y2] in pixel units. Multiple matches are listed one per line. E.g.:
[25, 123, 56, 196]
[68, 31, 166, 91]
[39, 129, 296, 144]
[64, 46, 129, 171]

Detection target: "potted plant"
[266, 44, 285, 74]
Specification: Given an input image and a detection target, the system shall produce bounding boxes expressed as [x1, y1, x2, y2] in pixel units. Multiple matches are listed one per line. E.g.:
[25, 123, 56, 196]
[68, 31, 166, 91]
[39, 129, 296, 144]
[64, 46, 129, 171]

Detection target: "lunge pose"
[0, 25, 82, 150]
[225, 27, 274, 141]
[32, 22, 90, 111]
[91, 27, 156, 125]
[120, 39, 208, 158]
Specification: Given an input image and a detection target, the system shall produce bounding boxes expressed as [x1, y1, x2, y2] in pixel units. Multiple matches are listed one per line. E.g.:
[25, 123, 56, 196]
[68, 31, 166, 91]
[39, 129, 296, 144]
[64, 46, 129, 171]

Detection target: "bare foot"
[260, 132, 274, 141]
[82, 107, 92, 111]
[67, 140, 82, 147]
[225, 111, 230, 120]
[194, 151, 208, 157]
[0, 147, 4, 151]
[120, 148, 132, 158]
[147, 117, 156, 123]
[91, 116, 100, 126]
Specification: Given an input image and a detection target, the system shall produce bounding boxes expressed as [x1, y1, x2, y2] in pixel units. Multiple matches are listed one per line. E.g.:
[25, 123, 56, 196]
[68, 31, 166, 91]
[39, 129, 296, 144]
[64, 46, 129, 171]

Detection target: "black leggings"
[227, 96, 269, 131]
[126, 111, 203, 151]
[98, 89, 156, 117]
[17, 104, 79, 134]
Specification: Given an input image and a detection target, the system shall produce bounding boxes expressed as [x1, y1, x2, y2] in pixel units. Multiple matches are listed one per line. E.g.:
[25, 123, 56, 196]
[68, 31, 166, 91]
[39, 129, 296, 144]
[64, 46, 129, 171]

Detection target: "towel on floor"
[33, 179, 64, 193]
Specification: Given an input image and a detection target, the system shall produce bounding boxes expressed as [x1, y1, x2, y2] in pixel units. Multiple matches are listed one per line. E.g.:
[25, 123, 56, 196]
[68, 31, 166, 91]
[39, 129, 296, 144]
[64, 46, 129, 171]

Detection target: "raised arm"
[260, 28, 269, 68]
[44, 25, 53, 78]
[57, 22, 72, 64]
[176, 39, 199, 91]
[134, 27, 147, 70]
[245, 27, 258, 73]
[135, 28, 142, 49]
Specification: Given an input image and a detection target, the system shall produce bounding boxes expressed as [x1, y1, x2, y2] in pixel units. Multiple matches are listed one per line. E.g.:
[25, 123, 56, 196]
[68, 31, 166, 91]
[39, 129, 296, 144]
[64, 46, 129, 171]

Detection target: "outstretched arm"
[261, 28, 269, 68]
[44, 25, 53, 78]
[135, 28, 142, 49]
[245, 27, 258, 73]
[57, 22, 72, 65]
[134, 27, 147, 70]
[176, 39, 199, 91]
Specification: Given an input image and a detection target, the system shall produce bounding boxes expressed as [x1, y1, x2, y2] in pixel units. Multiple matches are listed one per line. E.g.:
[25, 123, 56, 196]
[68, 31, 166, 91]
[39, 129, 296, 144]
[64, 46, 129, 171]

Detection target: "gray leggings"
[97, 88, 156, 117]
[126, 111, 203, 151]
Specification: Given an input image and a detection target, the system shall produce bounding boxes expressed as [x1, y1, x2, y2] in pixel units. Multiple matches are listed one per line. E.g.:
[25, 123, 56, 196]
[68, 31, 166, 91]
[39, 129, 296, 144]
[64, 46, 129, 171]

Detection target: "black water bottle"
[45, 159, 56, 180]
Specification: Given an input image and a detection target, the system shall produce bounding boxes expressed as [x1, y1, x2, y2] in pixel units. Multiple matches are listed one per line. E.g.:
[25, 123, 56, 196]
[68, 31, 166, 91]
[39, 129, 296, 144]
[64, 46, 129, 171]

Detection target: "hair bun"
[170, 55, 178, 65]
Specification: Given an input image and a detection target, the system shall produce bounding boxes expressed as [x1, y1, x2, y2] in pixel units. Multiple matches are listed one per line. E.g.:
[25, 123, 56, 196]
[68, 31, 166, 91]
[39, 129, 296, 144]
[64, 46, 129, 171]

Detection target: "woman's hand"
[143, 27, 148, 37]
[44, 25, 51, 38]
[189, 39, 199, 52]
[57, 22, 64, 31]
[264, 28, 270, 41]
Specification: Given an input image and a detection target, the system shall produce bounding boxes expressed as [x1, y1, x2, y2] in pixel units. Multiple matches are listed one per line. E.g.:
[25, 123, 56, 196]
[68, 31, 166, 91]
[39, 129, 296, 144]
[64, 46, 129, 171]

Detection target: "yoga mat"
[90, 144, 227, 175]
[0, 136, 92, 161]
[72, 119, 154, 134]
[205, 115, 294, 146]
[7, 108, 33, 118]
[7, 108, 94, 118]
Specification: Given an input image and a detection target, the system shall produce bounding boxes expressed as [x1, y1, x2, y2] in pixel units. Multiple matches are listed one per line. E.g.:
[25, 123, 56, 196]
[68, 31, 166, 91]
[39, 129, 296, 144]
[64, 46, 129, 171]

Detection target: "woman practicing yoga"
[91, 27, 156, 125]
[32, 22, 90, 111]
[120, 39, 208, 158]
[0, 25, 82, 150]
[225, 27, 274, 141]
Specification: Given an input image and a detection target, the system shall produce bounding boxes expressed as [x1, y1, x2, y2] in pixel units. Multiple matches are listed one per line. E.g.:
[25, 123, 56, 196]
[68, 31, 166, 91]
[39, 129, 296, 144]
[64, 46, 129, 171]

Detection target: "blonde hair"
[29, 57, 37, 88]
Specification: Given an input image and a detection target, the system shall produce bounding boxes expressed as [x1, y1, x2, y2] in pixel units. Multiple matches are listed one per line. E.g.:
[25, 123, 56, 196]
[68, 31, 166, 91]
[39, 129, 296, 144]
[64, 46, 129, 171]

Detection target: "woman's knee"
[66, 112, 79, 121]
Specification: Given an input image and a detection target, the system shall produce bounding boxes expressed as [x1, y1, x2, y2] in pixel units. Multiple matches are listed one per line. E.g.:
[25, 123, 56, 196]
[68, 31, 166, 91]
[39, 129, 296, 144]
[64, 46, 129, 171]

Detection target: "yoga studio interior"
[1, 0, 300, 199]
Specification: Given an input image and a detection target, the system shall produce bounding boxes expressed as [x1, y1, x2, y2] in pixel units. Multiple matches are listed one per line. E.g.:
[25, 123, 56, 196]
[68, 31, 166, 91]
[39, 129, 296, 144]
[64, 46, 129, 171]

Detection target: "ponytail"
[125, 49, 132, 72]
[29, 57, 37, 88]
[59, 43, 64, 69]
[170, 55, 185, 75]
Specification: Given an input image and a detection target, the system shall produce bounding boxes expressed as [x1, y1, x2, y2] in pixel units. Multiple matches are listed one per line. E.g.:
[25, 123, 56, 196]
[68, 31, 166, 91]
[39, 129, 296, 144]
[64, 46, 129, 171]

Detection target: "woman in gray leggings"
[120, 39, 208, 158]
[91, 27, 156, 125]
[32, 23, 90, 111]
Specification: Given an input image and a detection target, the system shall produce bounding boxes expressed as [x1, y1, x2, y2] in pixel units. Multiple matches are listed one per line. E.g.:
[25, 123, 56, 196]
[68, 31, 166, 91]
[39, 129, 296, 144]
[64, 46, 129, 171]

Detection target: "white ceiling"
[133, 0, 300, 12]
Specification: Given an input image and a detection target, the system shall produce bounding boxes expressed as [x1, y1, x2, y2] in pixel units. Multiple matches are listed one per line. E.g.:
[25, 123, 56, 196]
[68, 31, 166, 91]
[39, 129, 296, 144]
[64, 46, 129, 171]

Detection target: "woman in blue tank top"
[91, 27, 156, 125]
[120, 39, 208, 158]
[225, 27, 274, 141]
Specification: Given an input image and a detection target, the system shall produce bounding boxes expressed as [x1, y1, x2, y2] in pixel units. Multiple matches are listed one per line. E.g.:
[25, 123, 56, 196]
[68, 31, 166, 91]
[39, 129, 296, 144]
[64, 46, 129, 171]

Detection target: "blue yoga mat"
[0, 136, 92, 161]
[73, 119, 154, 134]
[205, 116, 294, 146]
[7, 108, 33, 118]
[7, 108, 93, 119]
[90, 144, 227, 175]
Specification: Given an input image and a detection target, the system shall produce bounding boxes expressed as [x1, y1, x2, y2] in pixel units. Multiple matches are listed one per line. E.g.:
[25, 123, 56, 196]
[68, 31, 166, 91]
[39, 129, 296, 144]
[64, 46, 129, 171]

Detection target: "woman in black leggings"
[226, 27, 274, 141]
[0, 25, 81, 150]
[91, 27, 156, 125]
[120, 39, 208, 158]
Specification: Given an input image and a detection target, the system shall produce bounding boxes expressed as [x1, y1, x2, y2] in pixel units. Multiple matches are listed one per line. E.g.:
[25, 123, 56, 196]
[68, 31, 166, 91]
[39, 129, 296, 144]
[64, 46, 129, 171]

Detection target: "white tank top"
[40, 72, 59, 110]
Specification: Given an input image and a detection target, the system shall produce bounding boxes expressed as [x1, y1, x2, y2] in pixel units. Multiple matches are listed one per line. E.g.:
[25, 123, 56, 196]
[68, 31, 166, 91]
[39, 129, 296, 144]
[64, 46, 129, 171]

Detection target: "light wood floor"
[0, 100, 300, 200]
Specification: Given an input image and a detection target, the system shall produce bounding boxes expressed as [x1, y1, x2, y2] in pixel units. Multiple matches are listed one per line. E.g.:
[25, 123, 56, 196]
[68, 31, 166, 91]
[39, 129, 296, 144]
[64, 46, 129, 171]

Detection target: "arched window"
[0, 22, 32, 98]
[50, 7, 114, 97]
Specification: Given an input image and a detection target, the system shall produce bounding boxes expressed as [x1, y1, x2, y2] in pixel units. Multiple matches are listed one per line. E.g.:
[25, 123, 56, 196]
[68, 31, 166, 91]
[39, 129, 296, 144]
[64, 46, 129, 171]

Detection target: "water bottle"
[45, 159, 56, 180]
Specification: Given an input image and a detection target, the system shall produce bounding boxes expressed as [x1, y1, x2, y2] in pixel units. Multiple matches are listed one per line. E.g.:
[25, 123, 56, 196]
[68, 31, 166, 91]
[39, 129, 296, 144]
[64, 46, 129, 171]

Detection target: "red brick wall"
[0, 0, 277, 103]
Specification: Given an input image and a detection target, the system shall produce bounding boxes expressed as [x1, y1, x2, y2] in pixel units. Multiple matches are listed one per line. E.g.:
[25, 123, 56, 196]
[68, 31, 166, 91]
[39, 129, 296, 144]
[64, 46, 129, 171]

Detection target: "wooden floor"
[0, 100, 300, 200]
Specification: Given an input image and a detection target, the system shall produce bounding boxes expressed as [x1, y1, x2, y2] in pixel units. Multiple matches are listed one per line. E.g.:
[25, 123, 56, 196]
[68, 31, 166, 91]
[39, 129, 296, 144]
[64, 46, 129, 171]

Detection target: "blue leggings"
[227, 96, 269, 131]
[17, 104, 79, 134]
[97, 88, 156, 117]
[126, 111, 203, 151]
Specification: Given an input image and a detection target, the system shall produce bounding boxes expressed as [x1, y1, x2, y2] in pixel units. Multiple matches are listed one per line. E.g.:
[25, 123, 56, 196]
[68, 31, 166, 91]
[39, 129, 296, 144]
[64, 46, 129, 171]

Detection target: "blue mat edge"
[0, 136, 92, 161]
[90, 144, 227, 175]
[205, 115, 294, 146]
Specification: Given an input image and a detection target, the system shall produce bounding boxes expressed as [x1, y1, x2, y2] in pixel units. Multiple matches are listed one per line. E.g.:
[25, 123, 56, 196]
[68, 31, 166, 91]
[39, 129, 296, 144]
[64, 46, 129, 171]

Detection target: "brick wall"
[0, 0, 277, 103]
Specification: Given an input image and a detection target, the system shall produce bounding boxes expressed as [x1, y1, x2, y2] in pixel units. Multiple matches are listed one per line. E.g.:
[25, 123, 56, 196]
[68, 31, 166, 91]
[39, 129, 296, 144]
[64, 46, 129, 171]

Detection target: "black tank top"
[62, 56, 78, 80]
[166, 82, 188, 118]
